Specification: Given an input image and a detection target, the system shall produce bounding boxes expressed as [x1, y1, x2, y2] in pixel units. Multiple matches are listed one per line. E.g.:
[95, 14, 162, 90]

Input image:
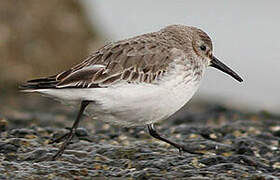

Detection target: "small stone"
[222, 152, 233, 157]
[235, 140, 254, 156]
[24, 134, 37, 139]
[189, 134, 199, 139]
[272, 130, 280, 137]
[209, 133, 218, 139]
[223, 139, 233, 145]
[79, 168, 88, 176]
[102, 124, 110, 130]
[233, 130, 243, 137]
[270, 125, 280, 132]
[0, 142, 18, 153]
[0, 117, 8, 131]
[191, 158, 206, 168]
[118, 134, 128, 141]
[200, 156, 227, 166]
[273, 162, 280, 169]
[94, 164, 102, 170]
[75, 127, 89, 137]
[9, 128, 37, 138]
[23, 149, 48, 161]
[248, 127, 261, 135]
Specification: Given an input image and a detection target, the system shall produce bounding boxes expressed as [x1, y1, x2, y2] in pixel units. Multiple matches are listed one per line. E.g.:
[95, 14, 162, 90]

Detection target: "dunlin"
[21, 25, 243, 160]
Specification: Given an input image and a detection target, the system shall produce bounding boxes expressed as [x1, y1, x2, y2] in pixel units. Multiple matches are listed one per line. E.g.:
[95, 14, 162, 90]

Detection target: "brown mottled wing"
[22, 34, 174, 89]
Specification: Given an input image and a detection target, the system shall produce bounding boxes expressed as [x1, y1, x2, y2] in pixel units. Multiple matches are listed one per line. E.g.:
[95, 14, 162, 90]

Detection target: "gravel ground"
[0, 94, 280, 179]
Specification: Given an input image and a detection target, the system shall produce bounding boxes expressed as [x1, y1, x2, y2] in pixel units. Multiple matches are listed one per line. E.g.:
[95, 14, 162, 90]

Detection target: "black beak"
[210, 56, 243, 82]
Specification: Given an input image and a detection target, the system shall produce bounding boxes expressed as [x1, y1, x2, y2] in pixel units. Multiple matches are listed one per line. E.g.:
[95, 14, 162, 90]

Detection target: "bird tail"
[19, 75, 59, 92]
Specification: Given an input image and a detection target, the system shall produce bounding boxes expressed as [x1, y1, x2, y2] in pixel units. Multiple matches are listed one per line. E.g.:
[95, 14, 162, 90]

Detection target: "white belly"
[85, 79, 200, 126]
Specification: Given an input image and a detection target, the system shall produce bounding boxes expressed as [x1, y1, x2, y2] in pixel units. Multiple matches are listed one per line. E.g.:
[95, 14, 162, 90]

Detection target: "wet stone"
[9, 128, 37, 138]
[272, 129, 280, 137]
[22, 149, 49, 161]
[1, 96, 280, 179]
[234, 139, 255, 156]
[0, 142, 19, 153]
[199, 155, 227, 166]
[75, 127, 89, 137]
[0, 116, 8, 132]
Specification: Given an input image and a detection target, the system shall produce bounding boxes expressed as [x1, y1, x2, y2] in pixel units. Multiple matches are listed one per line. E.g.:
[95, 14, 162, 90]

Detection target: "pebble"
[75, 127, 89, 137]
[1, 99, 280, 179]
[0, 116, 8, 131]
[0, 142, 18, 153]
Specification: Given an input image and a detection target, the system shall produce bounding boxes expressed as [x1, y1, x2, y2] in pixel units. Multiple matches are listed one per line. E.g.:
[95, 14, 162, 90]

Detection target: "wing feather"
[21, 32, 179, 90]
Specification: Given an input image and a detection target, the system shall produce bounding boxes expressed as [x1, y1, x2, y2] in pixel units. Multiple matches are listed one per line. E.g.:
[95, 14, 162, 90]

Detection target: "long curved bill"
[210, 56, 243, 82]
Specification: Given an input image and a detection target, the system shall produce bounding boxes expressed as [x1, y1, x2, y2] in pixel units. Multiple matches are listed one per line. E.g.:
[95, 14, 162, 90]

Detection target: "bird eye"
[200, 45, 206, 51]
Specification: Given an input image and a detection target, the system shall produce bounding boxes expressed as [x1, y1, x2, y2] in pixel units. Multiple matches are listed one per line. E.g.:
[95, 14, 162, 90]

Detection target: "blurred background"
[0, 0, 279, 114]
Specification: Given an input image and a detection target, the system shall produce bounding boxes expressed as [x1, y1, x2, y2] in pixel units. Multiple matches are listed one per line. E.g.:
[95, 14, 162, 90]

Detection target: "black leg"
[147, 124, 201, 155]
[52, 100, 91, 160]
[49, 131, 71, 144]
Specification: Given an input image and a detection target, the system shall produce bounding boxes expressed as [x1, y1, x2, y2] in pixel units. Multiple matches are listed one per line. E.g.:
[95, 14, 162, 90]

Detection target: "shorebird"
[21, 25, 243, 160]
